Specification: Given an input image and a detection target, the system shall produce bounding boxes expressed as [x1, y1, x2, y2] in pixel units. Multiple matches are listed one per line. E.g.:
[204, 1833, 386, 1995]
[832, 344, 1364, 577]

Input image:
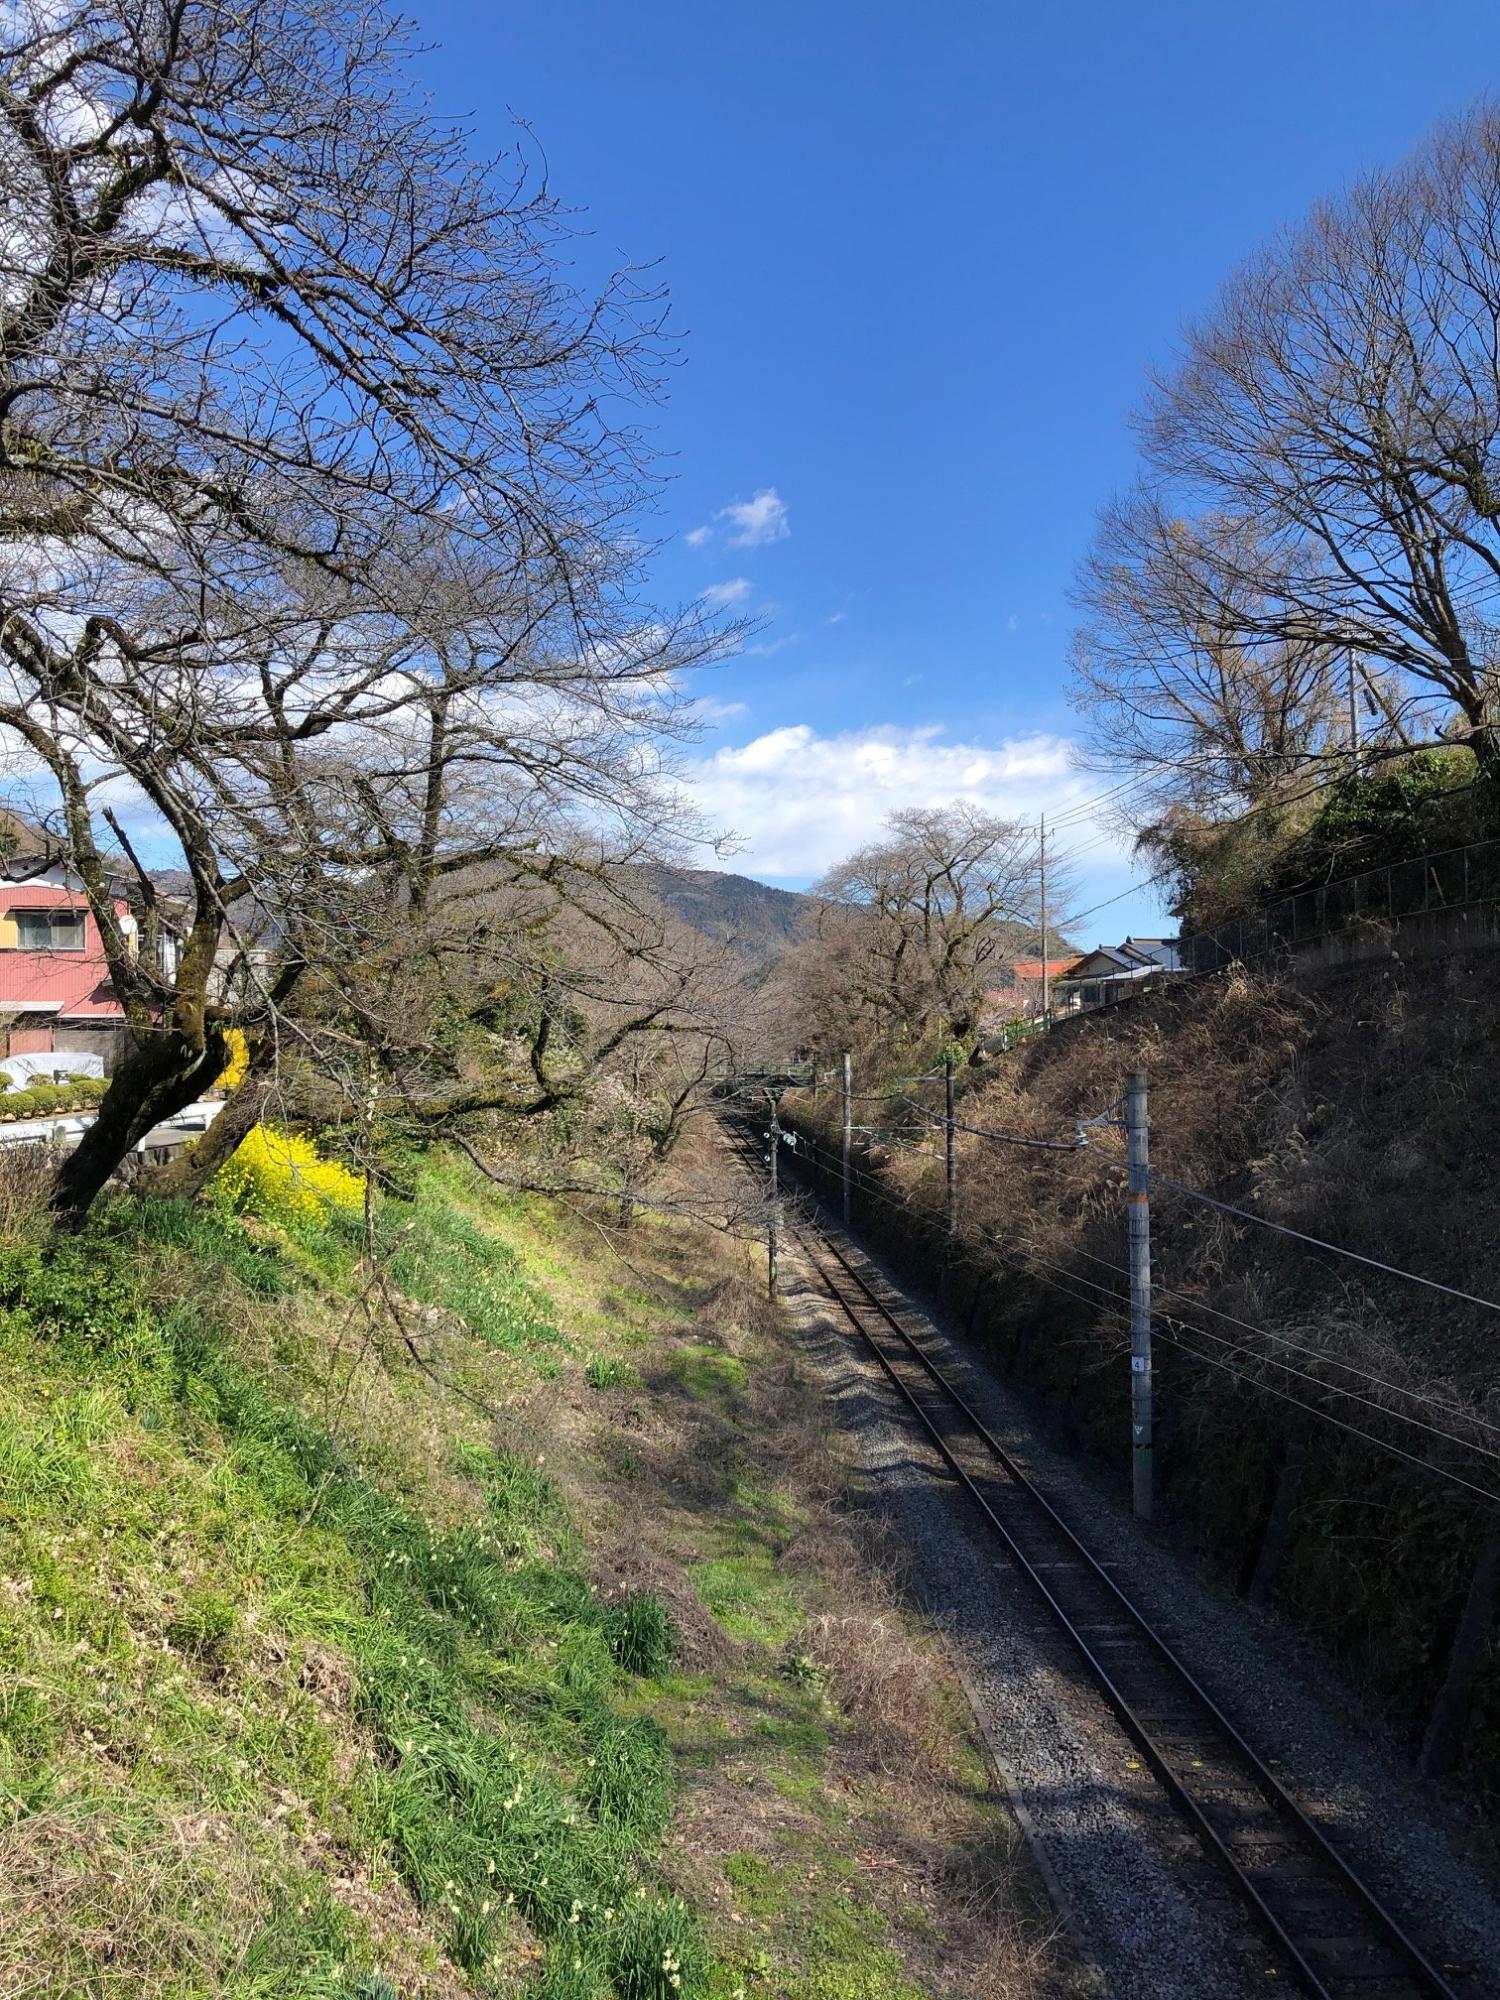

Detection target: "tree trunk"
[49, 1024, 229, 1227]
[134, 1066, 271, 1204]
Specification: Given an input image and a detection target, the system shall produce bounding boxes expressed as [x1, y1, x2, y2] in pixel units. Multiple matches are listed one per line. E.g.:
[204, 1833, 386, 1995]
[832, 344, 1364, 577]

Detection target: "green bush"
[604, 1592, 677, 1678]
[0, 1076, 108, 1119]
[1160, 745, 1500, 933]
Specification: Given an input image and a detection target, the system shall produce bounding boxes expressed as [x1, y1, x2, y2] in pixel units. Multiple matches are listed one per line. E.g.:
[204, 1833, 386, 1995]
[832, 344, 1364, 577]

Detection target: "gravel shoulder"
[776, 1213, 1500, 2000]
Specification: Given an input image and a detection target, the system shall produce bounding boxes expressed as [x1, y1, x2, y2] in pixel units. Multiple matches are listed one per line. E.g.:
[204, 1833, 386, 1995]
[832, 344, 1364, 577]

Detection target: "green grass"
[0, 1151, 1024, 2000]
[381, 1172, 562, 1359]
[0, 1196, 706, 1998]
[587, 1355, 637, 1391]
[719, 1855, 926, 2000]
[604, 1592, 678, 1678]
[671, 1343, 748, 1401]
[691, 1553, 803, 1647]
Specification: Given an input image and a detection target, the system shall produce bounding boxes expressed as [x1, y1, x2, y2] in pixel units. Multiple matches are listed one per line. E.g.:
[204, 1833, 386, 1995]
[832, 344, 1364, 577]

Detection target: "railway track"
[721, 1116, 1471, 2000]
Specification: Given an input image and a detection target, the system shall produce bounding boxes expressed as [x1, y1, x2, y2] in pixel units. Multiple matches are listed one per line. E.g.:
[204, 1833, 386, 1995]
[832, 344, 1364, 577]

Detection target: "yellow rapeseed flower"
[211, 1123, 365, 1227]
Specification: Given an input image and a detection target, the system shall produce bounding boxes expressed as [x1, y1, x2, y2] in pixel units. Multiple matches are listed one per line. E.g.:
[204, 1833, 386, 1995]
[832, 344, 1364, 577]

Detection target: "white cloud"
[684, 486, 791, 551]
[720, 487, 789, 547]
[700, 576, 752, 609]
[687, 696, 750, 726]
[1006, 612, 1021, 633]
[681, 722, 1137, 882]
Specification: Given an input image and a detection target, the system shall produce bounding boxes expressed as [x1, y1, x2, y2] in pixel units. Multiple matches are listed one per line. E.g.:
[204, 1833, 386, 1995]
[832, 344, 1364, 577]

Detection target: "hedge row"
[0, 1076, 109, 1119]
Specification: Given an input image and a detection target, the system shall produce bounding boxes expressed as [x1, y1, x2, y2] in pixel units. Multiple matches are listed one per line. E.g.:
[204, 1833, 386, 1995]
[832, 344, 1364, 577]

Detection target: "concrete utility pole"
[1348, 649, 1362, 770]
[1125, 1069, 1153, 1522]
[1039, 813, 1050, 1023]
[944, 1053, 957, 1239]
[840, 1050, 853, 1228]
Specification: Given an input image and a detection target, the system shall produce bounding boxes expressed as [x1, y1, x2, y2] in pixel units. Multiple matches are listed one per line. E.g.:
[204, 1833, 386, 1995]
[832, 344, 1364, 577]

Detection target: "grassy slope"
[0, 1150, 1055, 2000]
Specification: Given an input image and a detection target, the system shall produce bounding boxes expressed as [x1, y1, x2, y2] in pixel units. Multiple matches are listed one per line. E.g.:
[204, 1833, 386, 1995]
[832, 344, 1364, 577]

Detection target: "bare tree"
[1074, 101, 1500, 808]
[1071, 499, 1356, 809]
[783, 804, 1041, 1058]
[0, 0, 735, 1221]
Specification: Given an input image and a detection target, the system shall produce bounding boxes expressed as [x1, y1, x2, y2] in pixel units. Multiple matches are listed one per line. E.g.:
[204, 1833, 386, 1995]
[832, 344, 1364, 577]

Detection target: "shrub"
[210, 1124, 366, 1228]
[603, 1592, 676, 1678]
[0, 1077, 107, 1120]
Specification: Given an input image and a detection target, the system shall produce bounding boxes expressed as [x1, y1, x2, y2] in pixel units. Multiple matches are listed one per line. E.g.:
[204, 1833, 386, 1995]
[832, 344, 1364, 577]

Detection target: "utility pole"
[840, 1050, 852, 1228]
[1125, 1069, 1153, 1522]
[944, 1053, 957, 1238]
[1039, 813, 1050, 1024]
[766, 1090, 780, 1299]
[1348, 649, 1362, 771]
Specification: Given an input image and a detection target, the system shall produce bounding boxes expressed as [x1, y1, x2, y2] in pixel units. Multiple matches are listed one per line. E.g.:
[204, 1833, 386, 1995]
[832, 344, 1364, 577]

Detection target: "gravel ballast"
[775, 1216, 1500, 2000]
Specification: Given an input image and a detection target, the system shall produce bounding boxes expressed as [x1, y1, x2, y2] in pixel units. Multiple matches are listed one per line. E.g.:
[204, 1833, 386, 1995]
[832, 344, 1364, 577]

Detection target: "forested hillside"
[627, 869, 814, 963]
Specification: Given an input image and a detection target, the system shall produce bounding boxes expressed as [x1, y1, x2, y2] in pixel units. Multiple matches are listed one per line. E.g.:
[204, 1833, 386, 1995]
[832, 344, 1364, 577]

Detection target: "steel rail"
[720, 1118, 1465, 2000]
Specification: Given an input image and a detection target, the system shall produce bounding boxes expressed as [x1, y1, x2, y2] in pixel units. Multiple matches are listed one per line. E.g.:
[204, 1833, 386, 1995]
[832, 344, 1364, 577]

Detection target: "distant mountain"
[630, 864, 814, 962]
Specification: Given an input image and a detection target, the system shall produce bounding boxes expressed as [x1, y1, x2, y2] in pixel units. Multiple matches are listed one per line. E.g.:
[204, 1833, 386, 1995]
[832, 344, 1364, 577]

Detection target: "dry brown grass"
[0, 1800, 262, 1998]
[0, 1142, 54, 1246]
[542, 1133, 1070, 2000]
[798, 1611, 951, 1766]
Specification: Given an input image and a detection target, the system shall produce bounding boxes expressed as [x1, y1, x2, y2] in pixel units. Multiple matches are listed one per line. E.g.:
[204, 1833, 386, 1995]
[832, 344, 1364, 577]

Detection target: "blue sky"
[413, 0, 1500, 939]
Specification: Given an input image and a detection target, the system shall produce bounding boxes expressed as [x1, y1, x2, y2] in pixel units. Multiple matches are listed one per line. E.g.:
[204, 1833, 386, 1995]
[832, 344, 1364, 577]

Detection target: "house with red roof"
[982, 957, 1078, 1025]
[0, 811, 180, 1071]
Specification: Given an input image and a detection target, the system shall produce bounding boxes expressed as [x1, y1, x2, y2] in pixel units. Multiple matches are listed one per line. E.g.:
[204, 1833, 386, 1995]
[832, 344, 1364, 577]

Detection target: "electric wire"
[1065, 865, 1180, 927]
[898, 1095, 1096, 1153]
[1024, 1233, 1500, 1456]
[771, 1118, 1500, 1481]
[1153, 1174, 1500, 1318]
[1152, 1274, 1500, 1440]
[783, 1113, 1500, 1502]
[1155, 1327, 1500, 1509]
[764, 1128, 1141, 1326]
[1153, 1309, 1500, 1468]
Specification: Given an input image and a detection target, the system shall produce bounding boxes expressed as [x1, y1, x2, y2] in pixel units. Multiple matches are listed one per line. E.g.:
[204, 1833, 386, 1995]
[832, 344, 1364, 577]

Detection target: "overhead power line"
[1154, 1174, 1500, 1318]
[768, 1120, 1500, 1501]
[1062, 1241, 1500, 1442]
[899, 1095, 1094, 1153]
[1156, 1310, 1500, 1468]
[759, 1116, 1500, 1505]
[1156, 1328, 1500, 1509]
[1064, 865, 1179, 927]
[1027, 1234, 1500, 1460]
